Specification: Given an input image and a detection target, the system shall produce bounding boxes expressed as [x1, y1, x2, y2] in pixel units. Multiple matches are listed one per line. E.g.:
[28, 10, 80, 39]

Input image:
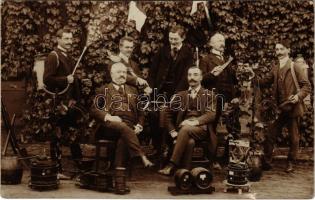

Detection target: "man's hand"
[144, 86, 153, 95]
[211, 65, 224, 76]
[104, 114, 122, 122]
[180, 119, 199, 127]
[289, 94, 299, 104]
[68, 99, 76, 108]
[137, 77, 148, 87]
[67, 75, 74, 84]
[134, 124, 143, 135]
[170, 130, 178, 138]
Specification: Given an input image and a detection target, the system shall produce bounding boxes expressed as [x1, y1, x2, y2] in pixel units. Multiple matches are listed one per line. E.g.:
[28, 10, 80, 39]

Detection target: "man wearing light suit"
[91, 62, 153, 168]
[158, 67, 217, 175]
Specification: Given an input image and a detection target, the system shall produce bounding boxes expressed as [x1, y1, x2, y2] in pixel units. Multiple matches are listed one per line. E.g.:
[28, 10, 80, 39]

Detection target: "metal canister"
[227, 163, 249, 185]
[174, 169, 193, 191]
[191, 167, 213, 189]
[114, 167, 128, 194]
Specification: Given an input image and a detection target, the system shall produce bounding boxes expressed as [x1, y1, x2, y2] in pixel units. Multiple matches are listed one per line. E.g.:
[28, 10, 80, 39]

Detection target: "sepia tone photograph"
[1, 0, 314, 199]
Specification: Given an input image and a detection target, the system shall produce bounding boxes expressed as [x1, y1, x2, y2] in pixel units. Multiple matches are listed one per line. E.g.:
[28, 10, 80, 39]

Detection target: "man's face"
[57, 32, 73, 51]
[275, 44, 290, 59]
[211, 36, 225, 52]
[111, 64, 127, 85]
[187, 68, 202, 87]
[169, 32, 184, 48]
[119, 40, 134, 58]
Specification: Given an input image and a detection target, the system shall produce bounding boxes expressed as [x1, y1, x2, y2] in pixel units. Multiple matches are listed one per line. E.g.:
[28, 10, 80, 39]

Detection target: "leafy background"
[1, 0, 313, 147]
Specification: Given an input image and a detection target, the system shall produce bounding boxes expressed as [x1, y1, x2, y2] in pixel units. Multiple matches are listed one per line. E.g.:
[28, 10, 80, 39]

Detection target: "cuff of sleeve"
[104, 114, 110, 122]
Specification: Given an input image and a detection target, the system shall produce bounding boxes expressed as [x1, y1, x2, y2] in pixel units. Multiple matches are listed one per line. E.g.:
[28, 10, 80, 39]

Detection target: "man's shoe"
[57, 173, 71, 180]
[158, 164, 175, 176]
[285, 161, 294, 173]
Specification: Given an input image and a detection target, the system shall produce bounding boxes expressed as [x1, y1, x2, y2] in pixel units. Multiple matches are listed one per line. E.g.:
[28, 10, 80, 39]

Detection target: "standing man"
[158, 67, 217, 175]
[91, 62, 153, 169]
[43, 27, 82, 179]
[108, 36, 151, 94]
[199, 33, 238, 167]
[257, 40, 311, 172]
[148, 25, 194, 160]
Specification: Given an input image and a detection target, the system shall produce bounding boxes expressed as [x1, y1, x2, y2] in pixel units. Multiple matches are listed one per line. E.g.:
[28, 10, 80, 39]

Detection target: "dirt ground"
[1, 159, 313, 199]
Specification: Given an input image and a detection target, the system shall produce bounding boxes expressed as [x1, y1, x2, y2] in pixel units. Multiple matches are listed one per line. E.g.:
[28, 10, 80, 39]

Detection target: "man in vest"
[91, 62, 153, 169]
[158, 66, 217, 175]
[43, 27, 82, 179]
[257, 39, 311, 172]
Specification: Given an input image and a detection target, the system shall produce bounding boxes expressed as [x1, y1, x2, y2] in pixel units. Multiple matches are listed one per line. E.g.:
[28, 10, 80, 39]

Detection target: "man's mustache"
[188, 79, 197, 83]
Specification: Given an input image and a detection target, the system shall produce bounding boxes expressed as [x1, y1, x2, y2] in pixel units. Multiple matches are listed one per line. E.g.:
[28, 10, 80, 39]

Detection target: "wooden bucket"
[1, 156, 23, 185]
[174, 169, 193, 191]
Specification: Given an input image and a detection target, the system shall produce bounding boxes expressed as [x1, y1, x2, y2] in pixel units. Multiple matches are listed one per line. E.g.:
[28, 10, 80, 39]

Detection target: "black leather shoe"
[285, 161, 294, 173]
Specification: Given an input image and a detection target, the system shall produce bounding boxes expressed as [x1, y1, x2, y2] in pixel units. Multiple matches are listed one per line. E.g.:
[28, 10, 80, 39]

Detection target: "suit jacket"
[91, 83, 145, 127]
[165, 87, 217, 156]
[200, 52, 238, 101]
[258, 58, 311, 117]
[149, 44, 194, 93]
[43, 48, 80, 100]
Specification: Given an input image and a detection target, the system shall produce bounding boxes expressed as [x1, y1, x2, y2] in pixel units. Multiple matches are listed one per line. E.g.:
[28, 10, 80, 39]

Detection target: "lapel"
[282, 59, 292, 79]
[55, 48, 72, 74]
[209, 53, 225, 67]
[173, 45, 186, 68]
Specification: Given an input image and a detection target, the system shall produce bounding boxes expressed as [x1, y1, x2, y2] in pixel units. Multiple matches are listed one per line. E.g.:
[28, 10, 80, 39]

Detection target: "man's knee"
[187, 138, 195, 147]
[179, 125, 195, 135]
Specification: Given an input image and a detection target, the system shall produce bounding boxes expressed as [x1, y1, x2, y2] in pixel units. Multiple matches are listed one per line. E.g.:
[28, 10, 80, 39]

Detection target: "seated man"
[158, 66, 217, 175]
[91, 62, 153, 168]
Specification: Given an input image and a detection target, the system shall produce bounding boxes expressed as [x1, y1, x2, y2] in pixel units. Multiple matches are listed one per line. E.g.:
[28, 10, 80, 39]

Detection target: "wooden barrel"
[1, 156, 23, 185]
[191, 167, 213, 189]
[114, 167, 128, 194]
[227, 163, 249, 185]
[29, 159, 59, 190]
[174, 169, 193, 191]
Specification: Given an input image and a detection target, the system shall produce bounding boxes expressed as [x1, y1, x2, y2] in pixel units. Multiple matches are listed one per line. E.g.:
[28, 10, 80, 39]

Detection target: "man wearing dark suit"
[148, 25, 194, 160]
[199, 33, 239, 168]
[91, 62, 153, 168]
[43, 27, 82, 179]
[158, 67, 217, 175]
[257, 40, 311, 172]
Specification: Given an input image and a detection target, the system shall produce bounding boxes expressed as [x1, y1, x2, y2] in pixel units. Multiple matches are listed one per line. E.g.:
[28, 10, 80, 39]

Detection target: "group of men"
[43, 25, 311, 180]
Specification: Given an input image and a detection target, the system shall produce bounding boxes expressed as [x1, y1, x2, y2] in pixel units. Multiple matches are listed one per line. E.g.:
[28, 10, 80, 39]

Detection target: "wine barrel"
[1, 156, 23, 185]
[227, 163, 249, 185]
[174, 169, 193, 191]
[29, 159, 59, 190]
[191, 167, 213, 189]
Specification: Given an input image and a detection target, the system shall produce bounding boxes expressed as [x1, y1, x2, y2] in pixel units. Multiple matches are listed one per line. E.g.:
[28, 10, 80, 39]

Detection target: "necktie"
[118, 86, 124, 95]
[190, 89, 197, 99]
[171, 48, 178, 59]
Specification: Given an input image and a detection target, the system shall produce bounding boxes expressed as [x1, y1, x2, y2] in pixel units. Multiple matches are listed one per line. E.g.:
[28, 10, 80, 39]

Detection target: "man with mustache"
[91, 62, 154, 171]
[148, 25, 194, 162]
[43, 27, 82, 179]
[199, 33, 238, 168]
[108, 36, 152, 94]
[257, 40, 311, 172]
[158, 67, 217, 175]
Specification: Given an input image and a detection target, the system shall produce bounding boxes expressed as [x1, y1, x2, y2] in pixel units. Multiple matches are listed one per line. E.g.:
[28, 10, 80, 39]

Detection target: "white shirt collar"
[113, 83, 124, 91]
[171, 43, 183, 51]
[188, 85, 201, 93]
[211, 49, 223, 57]
[119, 52, 129, 63]
[279, 56, 290, 69]
[57, 45, 68, 56]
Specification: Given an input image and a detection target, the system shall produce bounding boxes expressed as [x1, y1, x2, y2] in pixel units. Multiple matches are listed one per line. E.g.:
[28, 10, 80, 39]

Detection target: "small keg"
[174, 169, 193, 191]
[191, 167, 213, 189]
[114, 167, 128, 194]
[29, 159, 59, 190]
[227, 163, 249, 185]
[1, 156, 23, 185]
